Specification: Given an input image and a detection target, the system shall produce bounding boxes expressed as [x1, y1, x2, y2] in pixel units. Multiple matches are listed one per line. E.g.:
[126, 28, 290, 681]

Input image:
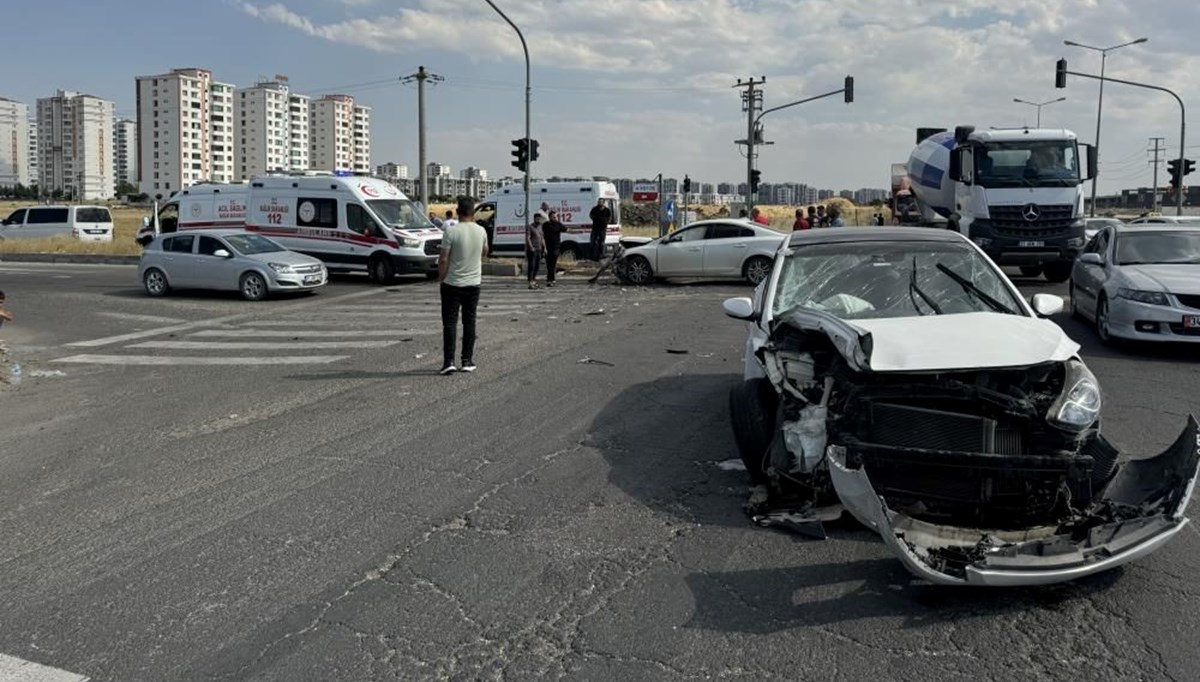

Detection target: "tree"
[115, 181, 139, 197]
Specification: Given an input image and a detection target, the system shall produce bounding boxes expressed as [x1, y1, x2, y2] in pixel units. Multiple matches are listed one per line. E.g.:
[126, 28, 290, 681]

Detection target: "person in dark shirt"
[542, 210, 566, 287]
[588, 199, 611, 261]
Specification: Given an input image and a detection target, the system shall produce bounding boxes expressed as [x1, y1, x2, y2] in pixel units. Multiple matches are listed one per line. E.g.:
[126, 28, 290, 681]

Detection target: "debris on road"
[29, 369, 66, 378]
[666, 348, 689, 355]
[585, 308, 606, 316]
[577, 356, 614, 367]
[716, 458, 747, 471]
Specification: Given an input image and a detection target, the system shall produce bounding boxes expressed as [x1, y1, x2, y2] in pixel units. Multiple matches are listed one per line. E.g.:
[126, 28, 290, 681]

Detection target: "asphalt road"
[1, 262, 1198, 682]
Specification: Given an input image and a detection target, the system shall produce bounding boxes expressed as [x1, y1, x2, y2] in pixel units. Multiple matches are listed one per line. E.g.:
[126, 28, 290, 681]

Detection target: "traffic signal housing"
[844, 75, 854, 103]
[511, 138, 528, 172]
[1185, 158, 1196, 177]
[683, 175, 692, 193]
[529, 139, 540, 163]
[1168, 158, 1182, 189]
[1055, 59, 1068, 88]
[750, 169, 761, 193]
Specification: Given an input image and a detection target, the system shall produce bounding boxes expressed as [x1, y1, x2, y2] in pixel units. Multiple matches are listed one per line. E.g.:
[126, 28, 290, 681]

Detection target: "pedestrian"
[807, 205, 818, 227]
[437, 197, 488, 376]
[428, 211, 443, 229]
[442, 209, 458, 228]
[526, 212, 546, 289]
[542, 209, 566, 287]
[750, 207, 770, 226]
[792, 208, 810, 231]
[536, 201, 551, 222]
[739, 209, 749, 219]
[0, 290, 16, 387]
[815, 205, 827, 227]
[828, 205, 845, 227]
[588, 198, 611, 261]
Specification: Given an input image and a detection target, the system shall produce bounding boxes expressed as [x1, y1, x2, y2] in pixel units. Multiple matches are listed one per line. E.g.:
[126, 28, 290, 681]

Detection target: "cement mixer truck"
[906, 125, 1096, 282]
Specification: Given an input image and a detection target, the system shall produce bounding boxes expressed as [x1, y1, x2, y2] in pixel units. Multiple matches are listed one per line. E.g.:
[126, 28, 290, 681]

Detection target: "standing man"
[526, 212, 546, 290]
[542, 209, 566, 287]
[442, 209, 458, 228]
[750, 207, 771, 226]
[437, 197, 488, 376]
[588, 198, 611, 262]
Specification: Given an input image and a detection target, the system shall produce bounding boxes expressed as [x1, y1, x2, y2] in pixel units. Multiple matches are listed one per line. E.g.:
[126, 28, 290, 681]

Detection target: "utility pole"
[1149, 136, 1165, 213]
[401, 66, 444, 213]
[733, 77, 766, 212]
[483, 0, 532, 238]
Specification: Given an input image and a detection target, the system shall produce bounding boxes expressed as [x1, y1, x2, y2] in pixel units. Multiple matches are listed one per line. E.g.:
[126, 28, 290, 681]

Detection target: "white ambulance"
[139, 172, 443, 282]
[475, 181, 621, 262]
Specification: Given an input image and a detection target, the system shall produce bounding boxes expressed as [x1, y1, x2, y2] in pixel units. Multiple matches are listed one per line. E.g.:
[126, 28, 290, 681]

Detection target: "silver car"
[616, 219, 785, 285]
[139, 230, 327, 301]
[1070, 224, 1200, 344]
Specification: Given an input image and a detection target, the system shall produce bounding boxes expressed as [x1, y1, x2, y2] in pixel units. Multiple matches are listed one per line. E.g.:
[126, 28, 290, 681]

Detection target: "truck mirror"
[1084, 144, 1098, 181]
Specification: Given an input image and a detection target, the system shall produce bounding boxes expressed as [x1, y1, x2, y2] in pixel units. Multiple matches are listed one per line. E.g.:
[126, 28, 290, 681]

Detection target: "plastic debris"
[577, 356, 614, 367]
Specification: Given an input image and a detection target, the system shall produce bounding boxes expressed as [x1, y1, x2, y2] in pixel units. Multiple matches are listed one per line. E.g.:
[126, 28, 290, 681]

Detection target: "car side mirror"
[142, 216, 151, 228]
[1079, 252, 1104, 266]
[723, 296, 757, 321]
[1030, 293, 1064, 318]
[213, 249, 232, 258]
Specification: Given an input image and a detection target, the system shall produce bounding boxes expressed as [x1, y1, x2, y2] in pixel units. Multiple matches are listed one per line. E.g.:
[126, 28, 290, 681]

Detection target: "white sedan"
[1070, 224, 1200, 343]
[616, 219, 785, 285]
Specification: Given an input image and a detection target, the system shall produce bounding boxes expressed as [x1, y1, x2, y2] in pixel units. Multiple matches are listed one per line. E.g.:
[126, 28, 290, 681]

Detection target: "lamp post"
[1012, 97, 1066, 127]
[482, 0, 531, 236]
[1064, 37, 1148, 216]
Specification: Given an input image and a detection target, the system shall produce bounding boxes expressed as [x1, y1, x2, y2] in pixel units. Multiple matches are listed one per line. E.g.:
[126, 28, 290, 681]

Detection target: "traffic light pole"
[484, 0, 531, 232]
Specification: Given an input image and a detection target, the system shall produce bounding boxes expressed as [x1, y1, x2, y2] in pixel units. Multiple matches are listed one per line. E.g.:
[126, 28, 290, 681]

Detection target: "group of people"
[427, 210, 459, 229]
[524, 198, 610, 289]
[785, 204, 846, 230]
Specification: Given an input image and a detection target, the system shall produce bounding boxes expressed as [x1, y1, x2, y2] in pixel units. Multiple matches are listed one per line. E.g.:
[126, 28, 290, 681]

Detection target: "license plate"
[1018, 240, 1045, 247]
[1185, 315, 1200, 328]
[86, 229, 105, 234]
[303, 275, 321, 284]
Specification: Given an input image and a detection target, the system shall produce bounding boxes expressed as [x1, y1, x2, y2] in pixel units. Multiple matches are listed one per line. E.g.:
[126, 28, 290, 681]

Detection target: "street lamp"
[1064, 37, 1148, 215]
[1012, 97, 1066, 127]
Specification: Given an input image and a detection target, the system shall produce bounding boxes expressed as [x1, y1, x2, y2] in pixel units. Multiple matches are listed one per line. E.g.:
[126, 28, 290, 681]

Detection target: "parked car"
[1083, 217, 1123, 242]
[1070, 224, 1200, 344]
[1127, 215, 1200, 225]
[139, 230, 327, 301]
[0, 205, 114, 242]
[723, 227, 1198, 586]
[615, 219, 784, 285]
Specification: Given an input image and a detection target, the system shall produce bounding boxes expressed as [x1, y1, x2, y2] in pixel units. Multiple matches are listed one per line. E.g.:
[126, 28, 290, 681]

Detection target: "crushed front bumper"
[828, 417, 1200, 586]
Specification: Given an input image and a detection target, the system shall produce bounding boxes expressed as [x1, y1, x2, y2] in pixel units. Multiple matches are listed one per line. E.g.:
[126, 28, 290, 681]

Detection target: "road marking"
[53, 354, 348, 366]
[97, 312, 188, 324]
[126, 340, 399, 350]
[328, 302, 562, 311]
[188, 328, 435, 338]
[0, 653, 89, 681]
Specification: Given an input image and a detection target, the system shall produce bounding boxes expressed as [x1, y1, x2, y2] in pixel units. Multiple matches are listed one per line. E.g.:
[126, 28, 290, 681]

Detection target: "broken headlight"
[1046, 359, 1102, 432]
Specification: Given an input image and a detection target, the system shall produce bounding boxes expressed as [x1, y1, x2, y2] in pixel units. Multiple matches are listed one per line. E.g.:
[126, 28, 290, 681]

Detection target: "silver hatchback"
[139, 230, 327, 301]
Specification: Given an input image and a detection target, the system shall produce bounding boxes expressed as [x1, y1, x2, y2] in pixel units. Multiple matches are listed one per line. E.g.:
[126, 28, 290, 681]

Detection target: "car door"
[701, 223, 754, 276]
[0, 208, 27, 238]
[1073, 228, 1110, 317]
[656, 225, 707, 276]
[160, 234, 197, 287]
[194, 235, 242, 291]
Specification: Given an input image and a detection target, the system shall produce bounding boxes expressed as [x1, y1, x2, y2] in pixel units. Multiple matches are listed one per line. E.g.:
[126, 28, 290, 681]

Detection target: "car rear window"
[27, 208, 70, 224]
[76, 208, 111, 223]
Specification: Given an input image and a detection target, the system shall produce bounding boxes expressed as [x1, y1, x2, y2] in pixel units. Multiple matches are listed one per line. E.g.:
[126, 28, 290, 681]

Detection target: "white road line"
[53, 354, 349, 366]
[0, 653, 89, 681]
[96, 312, 188, 324]
[189, 329, 436, 338]
[126, 340, 399, 350]
[328, 302, 562, 311]
[273, 311, 524, 320]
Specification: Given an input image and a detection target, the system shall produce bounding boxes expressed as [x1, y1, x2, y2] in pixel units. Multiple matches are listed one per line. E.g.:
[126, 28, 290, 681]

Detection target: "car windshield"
[773, 241, 1024, 320]
[975, 140, 1080, 188]
[1115, 231, 1200, 265]
[367, 199, 435, 230]
[223, 234, 285, 255]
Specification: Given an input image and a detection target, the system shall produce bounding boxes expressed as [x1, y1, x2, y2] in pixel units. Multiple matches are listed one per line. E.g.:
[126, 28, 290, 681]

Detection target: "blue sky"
[4, 0, 1200, 194]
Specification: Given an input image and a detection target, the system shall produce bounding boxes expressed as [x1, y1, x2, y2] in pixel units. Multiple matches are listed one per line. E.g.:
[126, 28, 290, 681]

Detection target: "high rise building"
[0, 97, 30, 187]
[460, 166, 487, 181]
[352, 104, 370, 174]
[113, 118, 138, 190]
[376, 162, 408, 181]
[287, 92, 309, 172]
[309, 94, 356, 172]
[27, 118, 38, 186]
[135, 67, 234, 198]
[235, 79, 290, 179]
[37, 90, 114, 200]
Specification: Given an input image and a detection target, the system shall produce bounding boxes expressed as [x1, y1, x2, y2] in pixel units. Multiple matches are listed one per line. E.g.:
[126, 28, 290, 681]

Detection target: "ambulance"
[138, 172, 443, 282]
[475, 181, 621, 262]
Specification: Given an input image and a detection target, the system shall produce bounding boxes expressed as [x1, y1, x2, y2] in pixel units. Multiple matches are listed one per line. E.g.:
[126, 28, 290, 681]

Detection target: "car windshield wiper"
[935, 262, 1017, 315]
[908, 257, 943, 315]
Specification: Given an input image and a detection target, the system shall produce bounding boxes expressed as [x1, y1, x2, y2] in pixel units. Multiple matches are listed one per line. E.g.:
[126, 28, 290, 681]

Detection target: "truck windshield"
[367, 200, 436, 230]
[975, 141, 1080, 188]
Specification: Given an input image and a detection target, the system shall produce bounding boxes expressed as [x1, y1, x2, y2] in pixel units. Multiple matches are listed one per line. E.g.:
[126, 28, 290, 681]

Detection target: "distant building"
[376, 162, 408, 181]
[113, 118, 138, 190]
[309, 94, 358, 172]
[235, 79, 292, 179]
[351, 104, 370, 174]
[853, 188, 889, 204]
[0, 97, 30, 186]
[27, 118, 38, 186]
[136, 67, 236, 198]
[817, 189, 835, 201]
[37, 89, 115, 200]
[286, 92, 310, 172]
[460, 166, 487, 181]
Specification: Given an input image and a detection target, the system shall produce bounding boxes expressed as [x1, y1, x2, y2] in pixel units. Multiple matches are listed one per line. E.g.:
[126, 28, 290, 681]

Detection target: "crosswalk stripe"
[53, 354, 349, 366]
[0, 654, 88, 682]
[328, 302, 564, 311]
[126, 340, 398, 350]
[188, 329, 435, 338]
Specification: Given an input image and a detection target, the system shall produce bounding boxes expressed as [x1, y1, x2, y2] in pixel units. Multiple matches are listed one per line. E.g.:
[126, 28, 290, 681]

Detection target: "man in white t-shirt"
[437, 197, 488, 375]
[441, 209, 458, 229]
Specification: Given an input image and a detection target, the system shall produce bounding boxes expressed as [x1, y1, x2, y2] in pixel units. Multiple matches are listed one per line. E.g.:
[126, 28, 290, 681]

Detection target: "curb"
[0, 253, 140, 265]
[482, 262, 520, 276]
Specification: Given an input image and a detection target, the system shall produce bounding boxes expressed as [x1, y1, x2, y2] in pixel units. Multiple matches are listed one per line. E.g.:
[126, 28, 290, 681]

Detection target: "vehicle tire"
[1043, 261, 1072, 283]
[1019, 265, 1043, 278]
[743, 256, 772, 286]
[729, 379, 777, 485]
[1069, 280, 1082, 319]
[558, 243, 578, 265]
[368, 254, 395, 284]
[1095, 294, 1117, 345]
[240, 271, 268, 301]
[624, 255, 653, 285]
[143, 268, 169, 297]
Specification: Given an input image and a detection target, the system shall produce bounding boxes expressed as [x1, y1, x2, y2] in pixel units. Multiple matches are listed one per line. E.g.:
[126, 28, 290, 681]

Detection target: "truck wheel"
[1043, 261, 1072, 283]
[368, 254, 395, 284]
[1019, 265, 1043, 278]
[729, 379, 777, 485]
[558, 244, 578, 265]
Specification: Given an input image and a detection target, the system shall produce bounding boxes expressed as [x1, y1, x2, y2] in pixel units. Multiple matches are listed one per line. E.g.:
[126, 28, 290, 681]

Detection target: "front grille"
[424, 239, 442, 255]
[868, 402, 1023, 454]
[1175, 293, 1200, 310]
[293, 264, 322, 274]
[989, 204, 1077, 237]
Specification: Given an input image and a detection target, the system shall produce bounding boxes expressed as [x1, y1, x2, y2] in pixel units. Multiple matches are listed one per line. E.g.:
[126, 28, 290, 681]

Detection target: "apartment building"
[287, 92, 309, 172]
[113, 117, 137, 189]
[309, 94, 355, 172]
[352, 104, 370, 174]
[135, 67, 234, 198]
[37, 90, 114, 200]
[0, 97, 30, 186]
[235, 79, 289, 179]
[376, 162, 408, 181]
[27, 119, 37, 186]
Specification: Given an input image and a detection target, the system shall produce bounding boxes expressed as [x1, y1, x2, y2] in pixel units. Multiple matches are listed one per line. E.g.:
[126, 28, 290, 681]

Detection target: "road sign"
[664, 200, 675, 222]
[633, 182, 659, 203]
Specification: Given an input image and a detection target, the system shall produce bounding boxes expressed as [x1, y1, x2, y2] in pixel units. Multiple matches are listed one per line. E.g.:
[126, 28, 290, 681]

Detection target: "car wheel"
[1069, 280, 1082, 319]
[729, 379, 777, 484]
[1043, 261, 1072, 283]
[624, 255, 653, 285]
[558, 243, 578, 265]
[1019, 265, 1043, 278]
[143, 268, 169, 297]
[240, 271, 268, 301]
[743, 256, 772, 286]
[1095, 294, 1117, 345]
[368, 255, 395, 284]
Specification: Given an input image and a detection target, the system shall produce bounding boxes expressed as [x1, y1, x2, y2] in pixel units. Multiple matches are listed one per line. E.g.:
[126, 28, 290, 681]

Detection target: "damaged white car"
[724, 227, 1199, 587]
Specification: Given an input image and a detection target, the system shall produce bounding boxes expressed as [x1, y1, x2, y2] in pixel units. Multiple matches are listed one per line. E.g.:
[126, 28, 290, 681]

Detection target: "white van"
[139, 173, 443, 282]
[1, 205, 114, 242]
[476, 181, 621, 262]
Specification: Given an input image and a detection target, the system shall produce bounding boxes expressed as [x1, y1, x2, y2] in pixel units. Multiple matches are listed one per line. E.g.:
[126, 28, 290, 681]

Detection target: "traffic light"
[511, 138, 528, 172]
[844, 75, 854, 104]
[683, 175, 692, 193]
[1185, 158, 1196, 177]
[1168, 158, 1182, 188]
[1055, 59, 1068, 89]
[750, 169, 761, 193]
[529, 139, 540, 163]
